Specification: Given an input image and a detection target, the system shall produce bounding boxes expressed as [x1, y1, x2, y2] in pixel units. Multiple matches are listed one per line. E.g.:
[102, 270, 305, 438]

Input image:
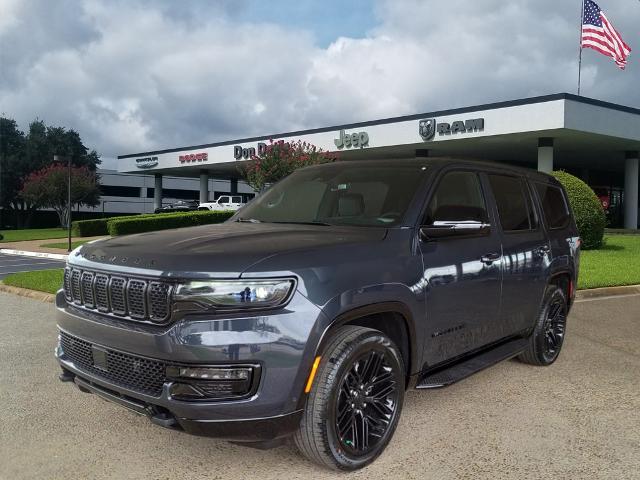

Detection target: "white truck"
[198, 195, 245, 212]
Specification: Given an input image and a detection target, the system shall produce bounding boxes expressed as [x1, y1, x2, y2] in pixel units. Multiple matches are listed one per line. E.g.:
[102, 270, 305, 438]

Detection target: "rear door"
[419, 169, 503, 365]
[484, 173, 550, 338]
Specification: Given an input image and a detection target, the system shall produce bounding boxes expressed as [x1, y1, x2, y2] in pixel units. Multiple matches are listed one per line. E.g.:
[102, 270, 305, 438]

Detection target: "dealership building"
[118, 93, 640, 229]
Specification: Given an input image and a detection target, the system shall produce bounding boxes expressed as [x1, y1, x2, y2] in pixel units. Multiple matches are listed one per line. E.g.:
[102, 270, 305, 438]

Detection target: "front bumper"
[55, 289, 325, 442]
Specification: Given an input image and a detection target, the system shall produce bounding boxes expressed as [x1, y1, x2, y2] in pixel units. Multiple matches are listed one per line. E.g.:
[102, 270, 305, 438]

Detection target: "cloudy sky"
[1, 0, 638, 168]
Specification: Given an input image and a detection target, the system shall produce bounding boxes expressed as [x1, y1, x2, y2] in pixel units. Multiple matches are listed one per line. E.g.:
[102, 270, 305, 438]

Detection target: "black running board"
[416, 338, 529, 389]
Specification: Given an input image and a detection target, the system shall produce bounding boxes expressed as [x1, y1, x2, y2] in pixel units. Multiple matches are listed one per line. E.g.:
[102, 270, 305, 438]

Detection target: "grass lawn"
[0, 227, 69, 243]
[40, 240, 89, 250]
[3, 268, 64, 294]
[579, 235, 640, 289]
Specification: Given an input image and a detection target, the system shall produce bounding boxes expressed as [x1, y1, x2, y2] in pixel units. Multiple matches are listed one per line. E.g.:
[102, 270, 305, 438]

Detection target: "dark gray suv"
[56, 158, 580, 470]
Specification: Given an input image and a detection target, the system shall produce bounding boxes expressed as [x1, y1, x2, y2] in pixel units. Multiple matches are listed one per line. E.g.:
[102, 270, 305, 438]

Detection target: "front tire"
[519, 285, 568, 366]
[294, 326, 405, 471]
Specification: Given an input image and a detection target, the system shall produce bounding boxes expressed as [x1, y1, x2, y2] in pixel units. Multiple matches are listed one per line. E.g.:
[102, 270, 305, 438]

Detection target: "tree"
[0, 116, 101, 227]
[20, 163, 100, 228]
[0, 118, 26, 226]
[241, 139, 338, 192]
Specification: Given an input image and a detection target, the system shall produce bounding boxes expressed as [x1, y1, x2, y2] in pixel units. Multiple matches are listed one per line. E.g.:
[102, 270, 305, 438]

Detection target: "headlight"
[174, 279, 295, 310]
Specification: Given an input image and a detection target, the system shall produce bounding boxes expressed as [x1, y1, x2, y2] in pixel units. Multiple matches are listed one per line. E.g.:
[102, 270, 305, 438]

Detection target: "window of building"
[101, 185, 141, 198]
[147, 188, 199, 200]
[488, 174, 536, 231]
[535, 183, 570, 229]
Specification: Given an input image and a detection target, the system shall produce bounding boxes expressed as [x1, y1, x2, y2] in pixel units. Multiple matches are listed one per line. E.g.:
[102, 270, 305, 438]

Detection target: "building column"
[230, 178, 238, 195]
[154, 174, 163, 211]
[537, 138, 554, 173]
[624, 151, 639, 230]
[199, 170, 209, 203]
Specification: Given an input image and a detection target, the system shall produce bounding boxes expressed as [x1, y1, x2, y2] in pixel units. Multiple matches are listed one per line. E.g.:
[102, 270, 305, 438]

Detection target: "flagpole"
[577, 0, 585, 95]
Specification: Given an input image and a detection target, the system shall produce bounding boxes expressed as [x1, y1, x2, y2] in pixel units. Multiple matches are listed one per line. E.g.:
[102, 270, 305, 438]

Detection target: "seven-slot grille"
[63, 267, 172, 324]
[59, 331, 167, 396]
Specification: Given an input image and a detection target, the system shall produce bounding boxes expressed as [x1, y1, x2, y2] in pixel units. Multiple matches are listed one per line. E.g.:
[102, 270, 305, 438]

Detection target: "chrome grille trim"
[109, 276, 127, 316]
[71, 269, 82, 304]
[63, 267, 172, 324]
[80, 271, 95, 309]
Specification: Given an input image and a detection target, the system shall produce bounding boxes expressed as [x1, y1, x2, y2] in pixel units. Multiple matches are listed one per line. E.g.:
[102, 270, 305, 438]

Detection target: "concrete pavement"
[0, 292, 638, 479]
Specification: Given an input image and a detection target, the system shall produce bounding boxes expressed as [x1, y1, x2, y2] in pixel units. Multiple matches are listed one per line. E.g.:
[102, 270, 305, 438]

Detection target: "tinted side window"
[488, 174, 535, 231]
[535, 183, 569, 229]
[425, 171, 488, 224]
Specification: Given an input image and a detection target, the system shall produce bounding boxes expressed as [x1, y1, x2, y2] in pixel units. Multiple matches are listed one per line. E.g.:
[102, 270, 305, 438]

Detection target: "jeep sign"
[334, 130, 369, 149]
[420, 118, 485, 141]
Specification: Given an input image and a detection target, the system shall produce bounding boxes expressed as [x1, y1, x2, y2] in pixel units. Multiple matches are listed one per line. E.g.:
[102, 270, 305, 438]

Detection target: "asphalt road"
[0, 253, 65, 279]
[0, 292, 638, 479]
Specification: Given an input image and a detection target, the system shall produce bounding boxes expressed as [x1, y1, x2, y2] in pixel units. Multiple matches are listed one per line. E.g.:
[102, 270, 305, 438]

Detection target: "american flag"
[581, 0, 631, 69]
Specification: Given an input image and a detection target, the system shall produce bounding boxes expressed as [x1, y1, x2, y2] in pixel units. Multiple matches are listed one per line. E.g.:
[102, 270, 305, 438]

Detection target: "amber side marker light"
[305, 356, 322, 393]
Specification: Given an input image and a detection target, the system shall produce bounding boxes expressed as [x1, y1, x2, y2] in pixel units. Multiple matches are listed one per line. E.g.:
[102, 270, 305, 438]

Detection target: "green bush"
[72, 218, 110, 237]
[72, 213, 169, 237]
[107, 210, 234, 236]
[551, 171, 606, 249]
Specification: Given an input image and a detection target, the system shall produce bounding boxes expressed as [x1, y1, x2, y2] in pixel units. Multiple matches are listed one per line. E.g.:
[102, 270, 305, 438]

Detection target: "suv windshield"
[237, 163, 427, 226]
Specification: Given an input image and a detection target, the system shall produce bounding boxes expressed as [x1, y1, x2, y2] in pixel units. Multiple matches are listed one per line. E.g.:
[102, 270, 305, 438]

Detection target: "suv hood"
[71, 222, 387, 278]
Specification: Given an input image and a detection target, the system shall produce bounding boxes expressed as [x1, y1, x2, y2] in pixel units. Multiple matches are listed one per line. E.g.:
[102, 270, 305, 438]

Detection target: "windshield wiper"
[236, 218, 262, 223]
[270, 221, 332, 226]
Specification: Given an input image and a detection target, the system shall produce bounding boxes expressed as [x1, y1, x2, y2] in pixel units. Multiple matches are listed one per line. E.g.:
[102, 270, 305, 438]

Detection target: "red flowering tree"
[20, 163, 100, 228]
[242, 139, 338, 192]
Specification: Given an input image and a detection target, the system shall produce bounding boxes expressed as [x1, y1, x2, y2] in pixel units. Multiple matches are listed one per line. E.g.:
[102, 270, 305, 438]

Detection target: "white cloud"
[0, 0, 638, 169]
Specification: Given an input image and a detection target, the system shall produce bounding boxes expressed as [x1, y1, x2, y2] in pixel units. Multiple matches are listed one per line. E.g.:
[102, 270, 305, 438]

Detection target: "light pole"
[54, 154, 73, 252]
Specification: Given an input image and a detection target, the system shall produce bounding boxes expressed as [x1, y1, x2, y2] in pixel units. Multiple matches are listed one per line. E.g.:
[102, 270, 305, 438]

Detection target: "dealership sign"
[419, 118, 485, 141]
[334, 130, 369, 149]
[234, 142, 267, 160]
[135, 156, 158, 169]
[179, 152, 208, 163]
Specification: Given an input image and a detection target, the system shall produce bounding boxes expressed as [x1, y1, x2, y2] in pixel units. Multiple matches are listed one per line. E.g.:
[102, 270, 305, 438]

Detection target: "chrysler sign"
[420, 118, 484, 141]
[136, 156, 158, 169]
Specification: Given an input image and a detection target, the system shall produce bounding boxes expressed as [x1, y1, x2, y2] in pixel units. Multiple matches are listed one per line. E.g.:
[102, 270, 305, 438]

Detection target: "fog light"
[171, 367, 251, 381]
[166, 365, 257, 401]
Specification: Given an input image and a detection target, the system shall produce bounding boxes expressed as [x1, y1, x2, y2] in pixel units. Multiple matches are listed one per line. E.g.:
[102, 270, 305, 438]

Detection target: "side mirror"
[420, 221, 490, 241]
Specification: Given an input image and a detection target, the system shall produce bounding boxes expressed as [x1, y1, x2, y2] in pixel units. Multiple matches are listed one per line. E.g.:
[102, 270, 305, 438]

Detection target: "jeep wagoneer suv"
[56, 158, 579, 470]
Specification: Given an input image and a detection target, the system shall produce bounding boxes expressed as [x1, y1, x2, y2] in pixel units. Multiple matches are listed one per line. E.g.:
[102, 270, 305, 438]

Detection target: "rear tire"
[519, 285, 568, 366]
[294, 326, 405, 471]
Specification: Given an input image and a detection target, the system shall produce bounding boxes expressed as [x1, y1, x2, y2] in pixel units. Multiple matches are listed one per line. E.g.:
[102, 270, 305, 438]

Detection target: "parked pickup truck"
[198, 195, 244, 211]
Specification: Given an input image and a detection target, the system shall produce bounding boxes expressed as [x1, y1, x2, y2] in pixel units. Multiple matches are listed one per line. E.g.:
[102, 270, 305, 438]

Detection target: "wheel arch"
[314, 302, 417, 383]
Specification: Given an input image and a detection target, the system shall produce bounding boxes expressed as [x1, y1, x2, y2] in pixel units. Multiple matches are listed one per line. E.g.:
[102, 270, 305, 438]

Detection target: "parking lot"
[0, 252, 65, 279]
[0, 292, 638, 479]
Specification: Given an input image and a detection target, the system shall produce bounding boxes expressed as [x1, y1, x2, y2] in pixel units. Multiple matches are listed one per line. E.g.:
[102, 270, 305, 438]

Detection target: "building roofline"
[118, 93, 640, 159]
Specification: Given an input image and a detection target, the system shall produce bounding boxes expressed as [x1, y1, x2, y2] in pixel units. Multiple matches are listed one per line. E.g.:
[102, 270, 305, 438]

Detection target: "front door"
[419, 169, 503, 366]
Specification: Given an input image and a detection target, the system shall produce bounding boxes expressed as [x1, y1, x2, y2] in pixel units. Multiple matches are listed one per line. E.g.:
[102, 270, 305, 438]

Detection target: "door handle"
[480, 252, 501, 264]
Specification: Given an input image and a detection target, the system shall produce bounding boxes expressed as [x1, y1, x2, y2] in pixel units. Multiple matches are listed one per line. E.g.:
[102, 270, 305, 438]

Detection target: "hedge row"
[107, 210, 235, 236]
[72, 211, 234, 237]
[72, 213, 159, 237]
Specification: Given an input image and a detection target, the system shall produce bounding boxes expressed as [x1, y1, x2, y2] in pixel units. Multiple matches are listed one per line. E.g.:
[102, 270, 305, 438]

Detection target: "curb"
[575, 284, 640, 300]
[0, 283, 56, 303]
[0, 248, 68, 261]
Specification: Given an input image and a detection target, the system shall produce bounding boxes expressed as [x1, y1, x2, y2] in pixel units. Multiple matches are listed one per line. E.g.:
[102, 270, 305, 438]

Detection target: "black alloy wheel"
[333, 350, 399, 455]
[294, 326, 405, 471]
[542, 295, 567, 361]
[519, 284, 568, 366]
